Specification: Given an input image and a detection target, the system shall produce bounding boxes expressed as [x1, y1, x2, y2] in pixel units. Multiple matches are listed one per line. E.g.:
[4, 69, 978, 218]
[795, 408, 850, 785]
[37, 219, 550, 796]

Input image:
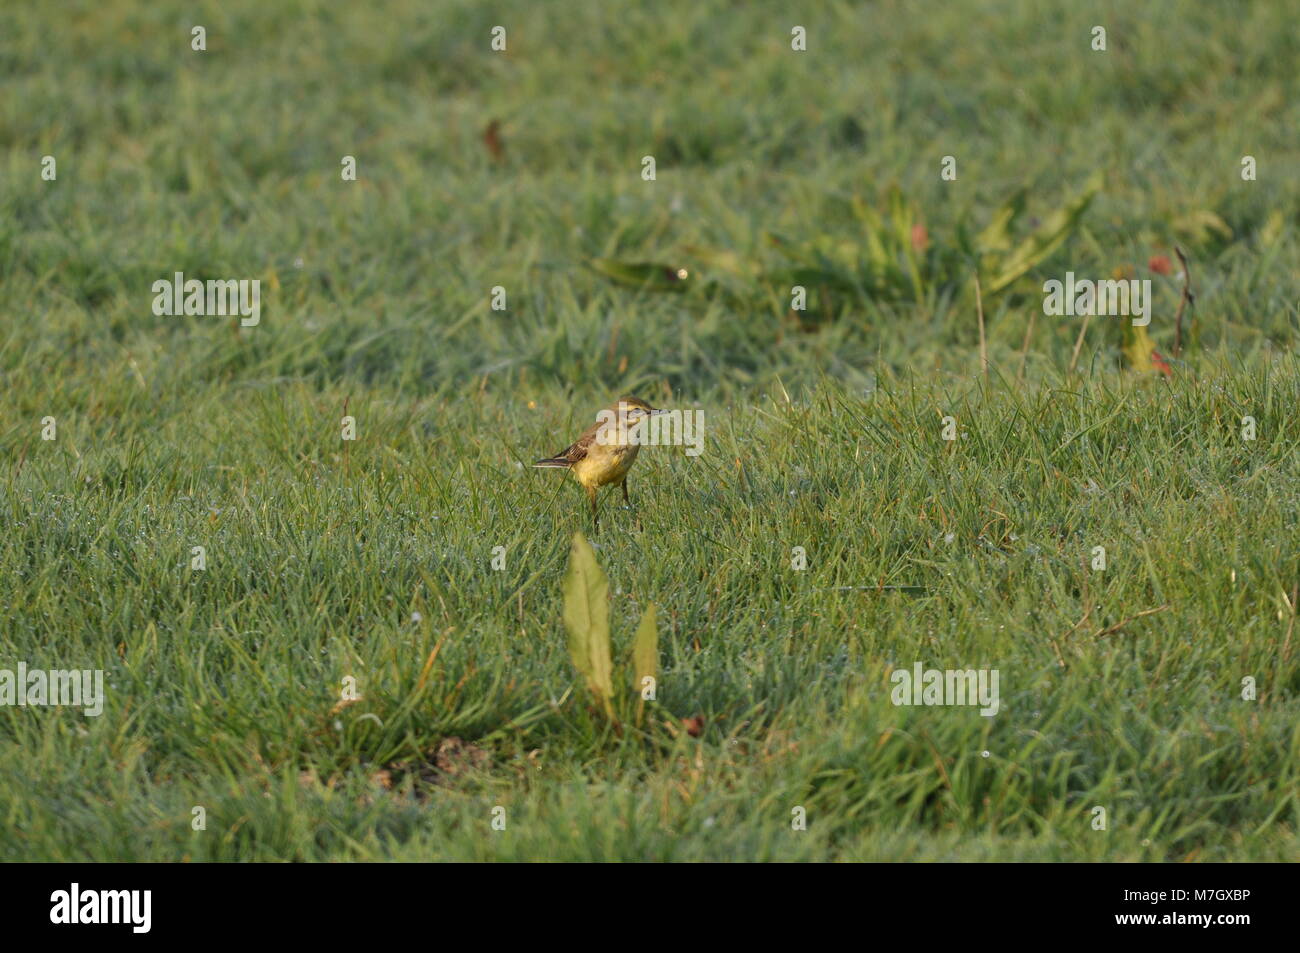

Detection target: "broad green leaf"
[632, 602, 657, 686]
[588, 258, 690, 292]
[985, 174, 1101, 294]
[562, 531, 615, 715]
[632, 602, 657, 727]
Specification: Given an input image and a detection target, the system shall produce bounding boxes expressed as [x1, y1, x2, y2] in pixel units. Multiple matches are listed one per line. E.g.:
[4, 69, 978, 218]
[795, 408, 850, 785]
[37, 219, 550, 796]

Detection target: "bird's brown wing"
[535, 422, 599, 467]
[557, 424, 599, 463]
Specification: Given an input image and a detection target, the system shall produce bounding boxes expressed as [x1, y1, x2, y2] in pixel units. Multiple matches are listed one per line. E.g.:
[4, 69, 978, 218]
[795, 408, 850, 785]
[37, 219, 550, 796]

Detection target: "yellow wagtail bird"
[533, 396, 665, 528]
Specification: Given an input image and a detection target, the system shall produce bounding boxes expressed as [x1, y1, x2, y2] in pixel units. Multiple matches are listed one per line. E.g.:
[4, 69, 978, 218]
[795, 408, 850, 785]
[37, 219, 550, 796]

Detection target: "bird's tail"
[532, 457, 571, 468]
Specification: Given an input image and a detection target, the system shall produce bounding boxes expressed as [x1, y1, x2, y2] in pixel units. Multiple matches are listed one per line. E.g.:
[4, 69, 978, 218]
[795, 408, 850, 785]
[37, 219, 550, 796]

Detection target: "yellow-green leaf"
[632, 602, 657, 727]
[562, 531, 615, 716]
[985, 174, 1101, 294]
[974, 189, 1027, 254]
[1122, 322, 1157, 374]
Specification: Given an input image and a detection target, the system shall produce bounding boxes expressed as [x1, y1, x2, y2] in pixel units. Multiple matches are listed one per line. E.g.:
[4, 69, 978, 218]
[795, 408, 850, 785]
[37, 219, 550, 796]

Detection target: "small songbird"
[534, 396, 665, 528]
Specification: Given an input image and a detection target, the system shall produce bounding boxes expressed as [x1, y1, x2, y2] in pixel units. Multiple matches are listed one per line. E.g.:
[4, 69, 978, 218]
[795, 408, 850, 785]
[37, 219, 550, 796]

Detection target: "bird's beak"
[648, 407, 668, 416]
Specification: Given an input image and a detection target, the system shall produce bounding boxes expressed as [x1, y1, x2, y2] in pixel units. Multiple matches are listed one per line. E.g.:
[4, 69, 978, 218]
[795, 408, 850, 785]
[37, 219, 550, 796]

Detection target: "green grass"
[1, 0, 1297, 861]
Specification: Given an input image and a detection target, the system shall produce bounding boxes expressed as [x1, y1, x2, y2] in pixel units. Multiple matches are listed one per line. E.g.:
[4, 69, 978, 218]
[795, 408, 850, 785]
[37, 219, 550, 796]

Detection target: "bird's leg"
[621, 478, 630, 505]
[586, 485, 599, 531]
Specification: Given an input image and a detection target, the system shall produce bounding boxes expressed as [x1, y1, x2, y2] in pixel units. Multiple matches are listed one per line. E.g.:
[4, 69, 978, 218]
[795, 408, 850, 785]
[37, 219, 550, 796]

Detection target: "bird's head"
[592, 396, 665, 445]
[608, 395, 664, 427]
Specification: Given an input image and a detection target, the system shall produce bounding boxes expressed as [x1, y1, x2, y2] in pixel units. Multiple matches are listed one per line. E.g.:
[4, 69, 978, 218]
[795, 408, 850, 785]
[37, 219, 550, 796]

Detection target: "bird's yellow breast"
[572, 441, 640, 489]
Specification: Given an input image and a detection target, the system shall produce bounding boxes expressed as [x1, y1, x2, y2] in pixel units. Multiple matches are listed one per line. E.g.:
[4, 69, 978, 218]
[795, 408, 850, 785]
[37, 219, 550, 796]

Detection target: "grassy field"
[2, 0, 1298, 861]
